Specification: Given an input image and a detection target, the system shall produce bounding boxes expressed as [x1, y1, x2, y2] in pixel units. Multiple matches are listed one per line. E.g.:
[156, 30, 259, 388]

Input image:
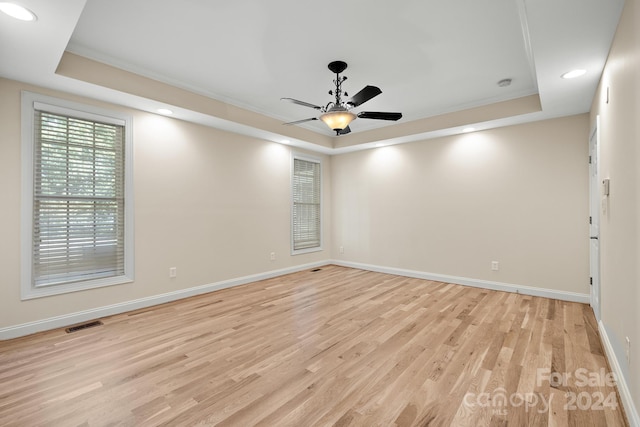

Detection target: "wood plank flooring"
[0, 265, 629, 426]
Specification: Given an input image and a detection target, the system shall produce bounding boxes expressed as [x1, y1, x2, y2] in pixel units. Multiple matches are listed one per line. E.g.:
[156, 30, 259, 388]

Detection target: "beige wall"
[0, 78, 331, 328]
[591, 0, 640, 411]
[0, 78, 592, 329]
[331, 115, 590, 294]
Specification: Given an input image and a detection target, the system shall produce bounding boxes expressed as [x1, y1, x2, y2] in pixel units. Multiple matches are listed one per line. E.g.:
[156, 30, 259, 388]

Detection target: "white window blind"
[292, 157, 321, 252]
[32, 108, 126, 287]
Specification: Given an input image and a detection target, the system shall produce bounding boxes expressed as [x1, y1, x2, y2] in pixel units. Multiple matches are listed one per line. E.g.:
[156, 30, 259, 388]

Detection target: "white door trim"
[589, 116, 601, 321]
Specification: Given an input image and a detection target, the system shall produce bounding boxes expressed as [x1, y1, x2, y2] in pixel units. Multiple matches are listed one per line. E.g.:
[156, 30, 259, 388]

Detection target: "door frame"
[589, 116, 601, 321]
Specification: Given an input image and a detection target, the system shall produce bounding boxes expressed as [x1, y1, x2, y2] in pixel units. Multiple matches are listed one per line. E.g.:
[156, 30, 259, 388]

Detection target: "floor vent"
[311, 268, 322, 272]
[65, 320, 103, 333]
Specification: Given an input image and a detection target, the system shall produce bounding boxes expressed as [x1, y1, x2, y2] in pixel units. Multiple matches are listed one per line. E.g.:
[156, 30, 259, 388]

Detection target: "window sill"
[21, 275, 134, 300]
[291, 246, 323, 256]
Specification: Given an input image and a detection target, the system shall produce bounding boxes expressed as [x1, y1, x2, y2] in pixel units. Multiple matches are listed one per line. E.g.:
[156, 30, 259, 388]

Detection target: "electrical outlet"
[339, 246, 344, 254]
[491, 261, 499, 271]
[626, 336, 631, 365]
[270, 252, 276, 261]
[169, 267, 177, 278]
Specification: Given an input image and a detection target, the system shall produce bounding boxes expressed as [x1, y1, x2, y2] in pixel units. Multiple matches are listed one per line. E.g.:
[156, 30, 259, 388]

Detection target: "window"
[291, 154, 322, 254]
[21, 92, 134, 299]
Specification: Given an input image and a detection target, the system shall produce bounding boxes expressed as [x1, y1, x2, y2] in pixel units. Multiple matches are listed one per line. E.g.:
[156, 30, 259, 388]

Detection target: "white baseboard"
[598, 320, 640, 427]
[330, 260, 591, 303]
[0, 261, 328, 341]
[0, 260, 592, 341]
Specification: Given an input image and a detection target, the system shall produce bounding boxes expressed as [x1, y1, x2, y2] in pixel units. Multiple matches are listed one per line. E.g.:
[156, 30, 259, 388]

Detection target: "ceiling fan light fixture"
[319, 108, 356, 132]
[282, 61, 401, 135]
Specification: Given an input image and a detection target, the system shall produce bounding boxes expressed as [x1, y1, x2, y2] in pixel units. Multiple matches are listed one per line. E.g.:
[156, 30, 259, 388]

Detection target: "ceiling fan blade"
[357, 111, 402, 121]
[347, 85, 382, 107]
[338, 126, 351, 135]
[281, 97, 322, 110]
[283, 117, 318, 125]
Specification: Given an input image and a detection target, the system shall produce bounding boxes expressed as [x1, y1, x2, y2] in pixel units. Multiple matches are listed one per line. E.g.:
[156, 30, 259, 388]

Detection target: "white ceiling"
[0, 0, 625, 152]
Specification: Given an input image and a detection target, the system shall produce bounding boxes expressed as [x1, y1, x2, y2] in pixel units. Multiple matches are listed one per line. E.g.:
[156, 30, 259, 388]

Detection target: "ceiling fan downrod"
[327, 60, 349, 109]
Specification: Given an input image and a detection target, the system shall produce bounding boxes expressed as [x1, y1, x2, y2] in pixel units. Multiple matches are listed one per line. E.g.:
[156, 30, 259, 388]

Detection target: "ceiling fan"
[281, 61, 402, 135]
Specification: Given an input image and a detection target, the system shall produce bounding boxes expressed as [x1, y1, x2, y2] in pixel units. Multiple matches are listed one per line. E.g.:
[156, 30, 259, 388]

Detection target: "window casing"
[21, 92, 134, 299]
[291, 154, 322, 254]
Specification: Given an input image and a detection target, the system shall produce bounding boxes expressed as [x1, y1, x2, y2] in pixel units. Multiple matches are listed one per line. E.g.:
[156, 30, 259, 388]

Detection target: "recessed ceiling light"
[561, 69, 586, 79]
[157, 108, 173, 115]
[462, 127, 476, 133]
[497, 78, 512, 87]
[0, 2, 37, 21]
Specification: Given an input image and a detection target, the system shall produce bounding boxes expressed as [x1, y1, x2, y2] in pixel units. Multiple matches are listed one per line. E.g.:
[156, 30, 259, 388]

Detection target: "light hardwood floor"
[0, 266, 629, 426]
